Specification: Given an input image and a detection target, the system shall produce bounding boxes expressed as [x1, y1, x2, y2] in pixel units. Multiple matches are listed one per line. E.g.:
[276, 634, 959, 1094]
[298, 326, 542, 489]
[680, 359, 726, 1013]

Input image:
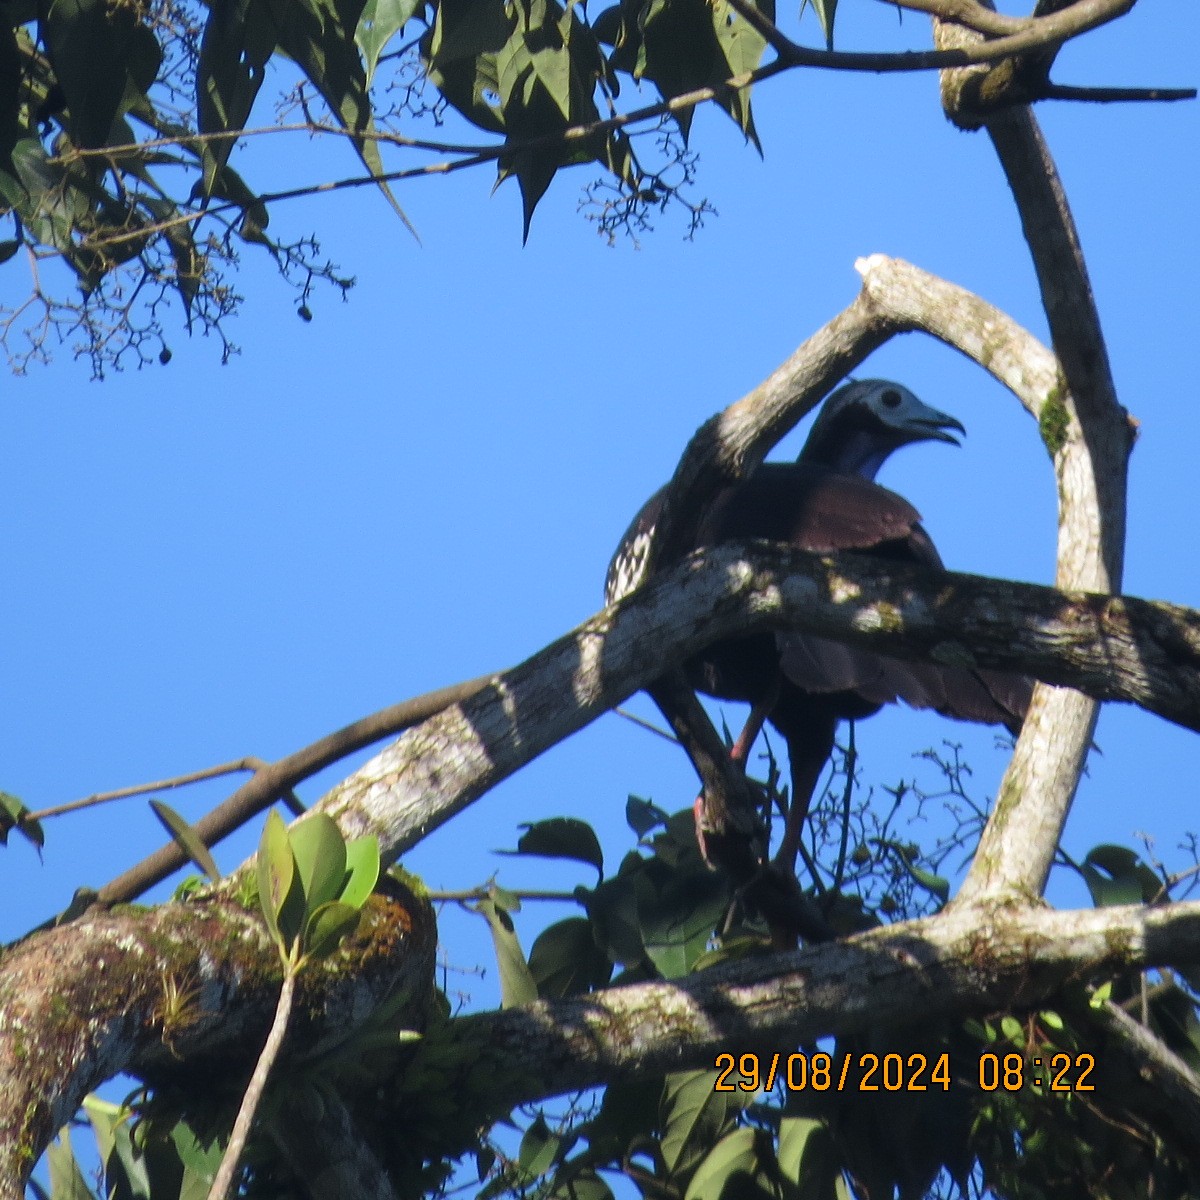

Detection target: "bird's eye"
[881, 389, 902, 408]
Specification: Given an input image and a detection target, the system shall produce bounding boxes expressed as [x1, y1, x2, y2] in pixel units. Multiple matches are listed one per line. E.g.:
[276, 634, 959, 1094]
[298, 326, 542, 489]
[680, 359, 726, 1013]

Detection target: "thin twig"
[613, 707, 680, 744]
[98, 673, 495, 905]
[206, 966, 297, 1200]
[29, 759, 269, 821]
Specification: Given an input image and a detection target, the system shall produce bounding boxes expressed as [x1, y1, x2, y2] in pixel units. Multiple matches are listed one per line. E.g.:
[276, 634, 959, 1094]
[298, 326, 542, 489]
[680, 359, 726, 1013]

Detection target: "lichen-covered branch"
[934, 23, 1132, 905]
[452, 900, 1200, 1120]
[310, 544, 1200, 868]
[0, 887, 435, 1196]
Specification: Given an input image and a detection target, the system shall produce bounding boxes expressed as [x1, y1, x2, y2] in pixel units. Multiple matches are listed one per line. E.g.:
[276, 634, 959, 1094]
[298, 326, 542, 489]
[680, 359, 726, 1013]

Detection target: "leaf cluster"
[1, 0, 780, 370]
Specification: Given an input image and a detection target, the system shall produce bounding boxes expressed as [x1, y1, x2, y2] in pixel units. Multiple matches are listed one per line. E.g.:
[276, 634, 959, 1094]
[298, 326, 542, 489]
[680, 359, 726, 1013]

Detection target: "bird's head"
[800, 379, 966, 480]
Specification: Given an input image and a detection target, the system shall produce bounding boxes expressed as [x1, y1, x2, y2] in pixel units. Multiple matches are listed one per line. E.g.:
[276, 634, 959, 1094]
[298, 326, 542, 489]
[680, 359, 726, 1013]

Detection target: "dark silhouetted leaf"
[508, 817, 604, 877]
[529, 916, 613, 998]
[38, 0, 140, 148]
[149, 800, 220, 882]
[626, 794, 669, 837]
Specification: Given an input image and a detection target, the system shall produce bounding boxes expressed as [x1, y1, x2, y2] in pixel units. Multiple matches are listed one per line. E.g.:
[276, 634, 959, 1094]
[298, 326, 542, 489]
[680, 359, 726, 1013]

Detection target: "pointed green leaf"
[356, 0, 425, 85]
[661, 1070, 729, 1177]
[264, 0, 418, 238]
[476, 895, 538, 1007]
[196, 0, 277, 189]
[304, 899, 361, 959]
[339, 834, 380, 909]
[169, 1120, 222, 1200]
[0, 789, 44, 849]
[682, 1126, 758, 1200]
[517, 1113, 560, 1180]
[83, 1096, 150, 1200]
[46, 1128, 95, 1200]
[257, 809, 297, 949]
[149, 800, 221, 882]
[289, 812, 348, 914]
[800, 0, 836, 48]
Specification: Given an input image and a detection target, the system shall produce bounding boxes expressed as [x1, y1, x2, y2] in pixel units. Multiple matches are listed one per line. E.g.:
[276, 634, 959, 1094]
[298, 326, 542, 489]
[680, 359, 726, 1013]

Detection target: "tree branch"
[452, 901, 1200, 1123]
[97, 673, 494, 906]
[297, 544, 1200, 871]
[935, 18, 1133, 906]
[0, 885, 436, 1196]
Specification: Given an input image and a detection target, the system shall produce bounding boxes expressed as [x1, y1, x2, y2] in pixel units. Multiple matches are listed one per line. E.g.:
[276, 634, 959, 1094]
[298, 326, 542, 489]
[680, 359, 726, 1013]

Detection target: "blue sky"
[1, 0, 1196, 1012]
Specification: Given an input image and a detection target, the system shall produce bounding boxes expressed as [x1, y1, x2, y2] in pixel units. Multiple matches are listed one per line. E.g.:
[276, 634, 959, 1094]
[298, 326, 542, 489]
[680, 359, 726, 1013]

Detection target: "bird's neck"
[801, 428, 894, 480]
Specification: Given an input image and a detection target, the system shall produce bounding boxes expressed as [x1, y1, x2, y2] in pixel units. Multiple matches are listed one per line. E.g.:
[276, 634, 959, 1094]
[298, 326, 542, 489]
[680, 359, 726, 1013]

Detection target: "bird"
[606, 379, 1032, 876]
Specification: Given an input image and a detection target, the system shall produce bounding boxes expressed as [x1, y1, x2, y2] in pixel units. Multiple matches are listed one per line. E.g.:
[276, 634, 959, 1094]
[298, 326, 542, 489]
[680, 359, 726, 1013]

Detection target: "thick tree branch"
[935, 19, 1132, 906]
[97, 673, 494, 906]
[301, 545, 1199, 869]
[453, 901, 1200, 1124]
[1092, 998, 1200, 1154]
[0, 885, 436, 1197]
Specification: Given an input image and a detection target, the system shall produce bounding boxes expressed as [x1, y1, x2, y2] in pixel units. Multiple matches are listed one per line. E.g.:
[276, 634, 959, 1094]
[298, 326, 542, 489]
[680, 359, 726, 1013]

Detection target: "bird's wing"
[700, 467, 1033, 730]
[696, 465, 926, 555]
[606, 487, 666, 604]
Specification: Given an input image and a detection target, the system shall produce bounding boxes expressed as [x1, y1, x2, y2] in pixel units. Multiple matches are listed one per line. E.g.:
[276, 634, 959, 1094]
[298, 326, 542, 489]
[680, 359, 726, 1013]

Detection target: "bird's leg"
[772, 715, 837, 879]
[649, 675, 764, 879]
[729, 681, 779, 768]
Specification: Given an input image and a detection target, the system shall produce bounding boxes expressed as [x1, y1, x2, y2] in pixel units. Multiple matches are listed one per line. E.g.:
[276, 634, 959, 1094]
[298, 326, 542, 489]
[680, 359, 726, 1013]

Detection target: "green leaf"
[477, 895, 538, 1007]
[339, 834, 380, 909]
[779, 1116, 842, 1200]
[626, 794, 668, 837]
[356, 0, 425, 85]
[518, 1113, 561, 1180]
[149, 800, 221, 882]
[289, 811, 349, 914]
[83, 1096, 150, 1200]
[263, 0, 419, 239]
[661, 1070, 729, 1177]
[801, 0, 836, 49]
[580, 875, 645, 967]
[1000, 1015, 1025, 1046]
[196, 0, 277, 189]
[169, 1120, 222, 1200]
[490, 883, 523, 913]
[637, 865, 728, 979]
[508, 817, 604, 877]
[528, 916, 613, 998]
[906, 862, 950, 905]
[550, 1167, 614, 1200]
[0, 239, 19, 264]
[711, 0, 768, 145]
[304, 899, 361, 958]
[38, 0, 141, 148]
[257, 809, 299, 950]
[1081, 843, 1161, 906]
[46, 1128, 96, 1200]
[682, 1126, 758, 1200]
[0, 789, 44, 849]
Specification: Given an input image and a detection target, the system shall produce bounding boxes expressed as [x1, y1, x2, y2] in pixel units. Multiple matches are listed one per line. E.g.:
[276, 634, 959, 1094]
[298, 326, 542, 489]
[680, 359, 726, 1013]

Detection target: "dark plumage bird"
[607, 379, 1032, 871]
